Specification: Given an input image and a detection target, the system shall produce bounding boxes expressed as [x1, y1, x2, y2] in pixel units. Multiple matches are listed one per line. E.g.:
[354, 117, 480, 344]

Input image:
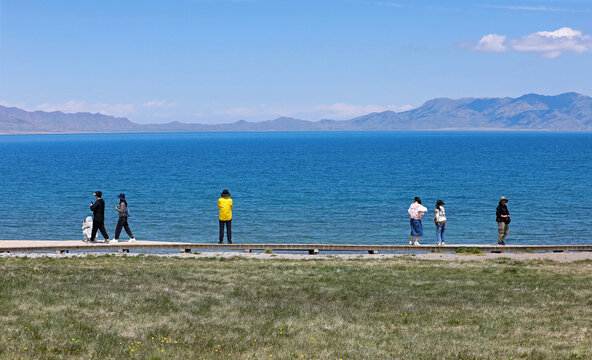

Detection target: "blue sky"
[1, 0, 591, 124]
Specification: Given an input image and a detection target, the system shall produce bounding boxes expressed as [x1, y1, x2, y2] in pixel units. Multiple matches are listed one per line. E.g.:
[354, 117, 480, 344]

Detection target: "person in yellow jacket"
[217, 189, 233, 244]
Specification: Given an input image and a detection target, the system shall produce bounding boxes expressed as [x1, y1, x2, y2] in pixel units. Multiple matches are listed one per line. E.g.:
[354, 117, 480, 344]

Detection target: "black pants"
[115, 217, 134, 239]
[219, 220, 232, 243]
[90, 219, 109, 241]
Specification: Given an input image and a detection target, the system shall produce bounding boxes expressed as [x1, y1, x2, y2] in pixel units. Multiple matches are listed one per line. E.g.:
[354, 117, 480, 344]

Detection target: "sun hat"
[93, 191, 102, 197]
[500, 196, 508, 202]
[117, 193, 126, 200]
[221, 189, 231, 197]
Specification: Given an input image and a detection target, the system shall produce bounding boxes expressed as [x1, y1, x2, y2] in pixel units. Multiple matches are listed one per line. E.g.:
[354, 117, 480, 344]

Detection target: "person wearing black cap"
[496, 196, 510, 245]
[89, 191, 110, 243]
[217, 189, 233, 244]
[114, 193, 135, 243]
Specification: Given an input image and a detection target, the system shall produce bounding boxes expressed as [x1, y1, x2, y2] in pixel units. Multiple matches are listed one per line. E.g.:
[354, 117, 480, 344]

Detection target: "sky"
[1, 0, 591, 124]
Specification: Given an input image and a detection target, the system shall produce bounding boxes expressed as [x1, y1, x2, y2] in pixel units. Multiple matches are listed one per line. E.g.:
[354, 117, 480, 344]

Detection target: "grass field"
[1, 255, 591, 359]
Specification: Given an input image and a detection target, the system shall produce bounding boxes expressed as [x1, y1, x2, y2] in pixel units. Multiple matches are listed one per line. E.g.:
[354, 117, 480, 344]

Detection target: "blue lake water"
[0, 132, 591, 245]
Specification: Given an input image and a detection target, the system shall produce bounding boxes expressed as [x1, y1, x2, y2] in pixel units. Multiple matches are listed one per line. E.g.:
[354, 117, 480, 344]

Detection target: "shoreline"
[2, 250, 592, 262]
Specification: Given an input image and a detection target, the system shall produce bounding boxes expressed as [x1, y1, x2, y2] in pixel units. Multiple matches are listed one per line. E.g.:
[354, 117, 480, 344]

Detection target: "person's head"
[499, 196, 508, 205]
[414, 197, 421, 204]
[117, 193, 126, 201]
[93, 191, 102, 199]
[221, 189, 231, 198]
[435, 200, 445, 209]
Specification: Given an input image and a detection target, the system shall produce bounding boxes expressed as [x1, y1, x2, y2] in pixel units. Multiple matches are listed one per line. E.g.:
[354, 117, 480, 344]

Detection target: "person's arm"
[116, 202, 126, 214]
[90, 202, 98, 211]
[230, 199, 233, 209]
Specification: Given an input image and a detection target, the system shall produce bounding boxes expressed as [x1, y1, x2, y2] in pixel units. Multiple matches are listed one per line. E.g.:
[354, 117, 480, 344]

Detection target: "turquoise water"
[0, 132, 591, 245]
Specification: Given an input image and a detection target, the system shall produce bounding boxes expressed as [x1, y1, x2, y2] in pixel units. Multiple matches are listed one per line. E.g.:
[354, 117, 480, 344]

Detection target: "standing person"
[434, 200, 447, 245]
[217, 189, 233, 244]
[408, 197, 427, 245]
[89, 191, 110, 243]
[82, 216, 93, 242]
[114, 193, 136, 243]
[496, 196, 510, 245]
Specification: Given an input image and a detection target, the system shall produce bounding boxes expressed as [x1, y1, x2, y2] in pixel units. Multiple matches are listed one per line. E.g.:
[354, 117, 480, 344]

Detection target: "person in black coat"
[90, 191, 110, 243]
[496, 196, 510, 245]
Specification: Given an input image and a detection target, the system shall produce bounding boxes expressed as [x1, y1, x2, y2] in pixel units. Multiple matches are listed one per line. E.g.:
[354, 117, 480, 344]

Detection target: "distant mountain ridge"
[1, 92, 591, 134]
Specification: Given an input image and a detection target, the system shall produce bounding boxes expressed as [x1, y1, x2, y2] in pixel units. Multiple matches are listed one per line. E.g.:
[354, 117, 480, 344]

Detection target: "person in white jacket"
[433, 200, 447, 245]
[82, 216, 93, 242]
[408, 197, 427, 245]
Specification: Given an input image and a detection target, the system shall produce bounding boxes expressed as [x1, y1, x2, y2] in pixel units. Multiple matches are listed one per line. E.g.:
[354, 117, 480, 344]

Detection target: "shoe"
[414, 241, 420, 246]
[409, 241, 413, 245]
[111, 239, 119, 243]
[218, 241, 223, 244]
[104, 239, 110, 243]
[437, 242, 441, 246]
[498, 241, 506, 246]
[441, 242, 445, 245]
[129, 238, 136, 243]
[228, 241, 232, 244]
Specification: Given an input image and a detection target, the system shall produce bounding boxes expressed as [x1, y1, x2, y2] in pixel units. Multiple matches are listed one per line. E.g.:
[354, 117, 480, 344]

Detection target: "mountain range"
[1, 92, 591, 134]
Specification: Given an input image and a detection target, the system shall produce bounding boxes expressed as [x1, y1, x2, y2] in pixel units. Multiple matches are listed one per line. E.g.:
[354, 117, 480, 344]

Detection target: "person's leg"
[90, 221, 99, 242]
[502, 223, 509, 242]
[219, 220, 224, 244]
[498, 222, 505, 243]
[98, 221, 109, 240]
[436, 224, 442, 244]
[226, 220, 232, 243]
[123, 218, 133, 238]
[441, 223, 446, 244]
[115, 218, 124, 239]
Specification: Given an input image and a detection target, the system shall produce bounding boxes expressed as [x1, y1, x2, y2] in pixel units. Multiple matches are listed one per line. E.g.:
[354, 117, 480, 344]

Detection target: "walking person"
[496, 196, 510, 245]
[114, 193, 136, 243]
[434, 200, 447, 245]
[408, 197, 427, 245]
[218, 189, 233, 244]
[89, 191, 110, 243]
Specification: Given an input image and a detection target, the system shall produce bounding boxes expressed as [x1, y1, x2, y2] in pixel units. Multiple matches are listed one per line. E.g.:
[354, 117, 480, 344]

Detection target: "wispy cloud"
[356, 1, 406, 8]
[478, 4, 592, 13]
[469, 27, 592, 58]
[473, 34, 508, 52]
[1, 100, 413, 123]
[211, 103, 413, 121]
[143, 100, 177, 108]
[0, 100, 176, 117]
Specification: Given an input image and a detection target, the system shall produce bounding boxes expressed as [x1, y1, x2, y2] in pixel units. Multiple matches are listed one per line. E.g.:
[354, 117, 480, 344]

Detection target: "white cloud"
[143, 100, 177, 108]
[473, 34, 508, 52]
[2, 100, 414, 124]
[211, 103, 413, 121]
[510, 27, 592, 57]
[1, 99, 177, 118]
[471, 27, 592, 58]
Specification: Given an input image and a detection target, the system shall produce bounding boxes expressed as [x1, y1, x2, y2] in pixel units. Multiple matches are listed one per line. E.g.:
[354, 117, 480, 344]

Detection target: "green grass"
[1, 255, 592, 359]
[455, 247, 482, 254]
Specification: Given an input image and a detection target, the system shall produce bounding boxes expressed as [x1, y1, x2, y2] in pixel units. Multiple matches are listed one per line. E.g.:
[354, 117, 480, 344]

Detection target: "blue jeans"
[436, 222, 446, 243]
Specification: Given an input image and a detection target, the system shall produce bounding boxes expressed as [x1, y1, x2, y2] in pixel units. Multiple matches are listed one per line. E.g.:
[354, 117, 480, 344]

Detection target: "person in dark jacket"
[496, 196, 510, 245]
[89, 191, 110, 243]
[114, 193, 136, 243]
